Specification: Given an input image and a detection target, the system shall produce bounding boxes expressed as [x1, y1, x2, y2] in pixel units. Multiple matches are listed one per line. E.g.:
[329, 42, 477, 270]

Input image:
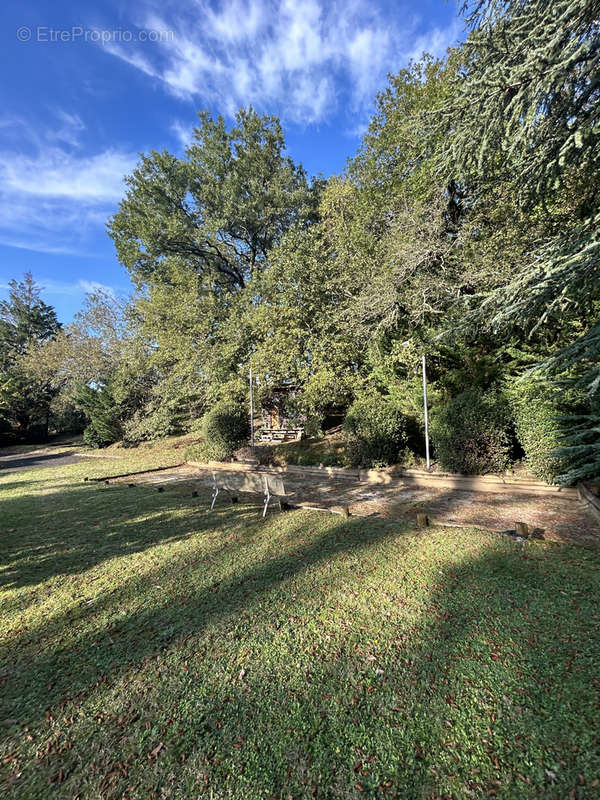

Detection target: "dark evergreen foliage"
[0, 273, 61, 442]
[74, 383, 123, 449]
[431, 389, 511, 475]
[343, 393, 407, 468]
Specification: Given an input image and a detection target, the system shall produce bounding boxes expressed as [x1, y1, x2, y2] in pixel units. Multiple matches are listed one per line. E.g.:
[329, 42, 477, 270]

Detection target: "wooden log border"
[186, 460, 579, 498]
[578, 483, 600, 524]
[85, 462, 186, 482]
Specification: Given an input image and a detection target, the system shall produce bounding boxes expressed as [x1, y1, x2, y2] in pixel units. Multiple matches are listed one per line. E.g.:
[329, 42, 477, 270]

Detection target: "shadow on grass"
[0, 451, 85, 473]
[2, 480, 600, 798]
[2, 506, 407, 708]
[0, 480, 248, 591]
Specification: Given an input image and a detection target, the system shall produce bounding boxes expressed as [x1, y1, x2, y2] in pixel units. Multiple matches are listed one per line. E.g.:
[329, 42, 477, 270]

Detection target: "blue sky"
[0, 0, 463, 322]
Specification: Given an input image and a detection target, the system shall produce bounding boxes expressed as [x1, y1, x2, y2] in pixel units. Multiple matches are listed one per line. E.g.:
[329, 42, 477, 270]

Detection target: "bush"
[509, 380, 566, 483]
[187, 399, 250, 462]
[431, 389, 511, 474]
[343, 393, 407, 468]
[75, 383, 123, 449]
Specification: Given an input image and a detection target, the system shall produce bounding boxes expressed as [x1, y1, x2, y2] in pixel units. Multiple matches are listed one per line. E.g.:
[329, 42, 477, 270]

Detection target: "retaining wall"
[186, 460, 579, 498]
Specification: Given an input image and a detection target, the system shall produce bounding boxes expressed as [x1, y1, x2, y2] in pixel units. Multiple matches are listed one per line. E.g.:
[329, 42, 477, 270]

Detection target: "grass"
[260, 430, 348, 467]
[1, 449, 599, 799]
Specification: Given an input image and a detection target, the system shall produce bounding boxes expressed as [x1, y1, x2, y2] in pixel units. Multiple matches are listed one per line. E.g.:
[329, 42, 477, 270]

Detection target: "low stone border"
[186, 460, 578, 498]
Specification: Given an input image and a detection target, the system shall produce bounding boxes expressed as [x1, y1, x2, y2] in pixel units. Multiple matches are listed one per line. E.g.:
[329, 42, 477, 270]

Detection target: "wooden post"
[417, 513, 429, 527]
[515, 521, 529, 538]
[332, 505, 350, 517]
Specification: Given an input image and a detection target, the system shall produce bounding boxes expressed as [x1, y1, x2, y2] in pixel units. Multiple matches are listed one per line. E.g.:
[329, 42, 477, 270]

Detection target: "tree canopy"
[109, 108, 319, 293]
[10, 0, 600, 483]
[0, 273, 61, 441]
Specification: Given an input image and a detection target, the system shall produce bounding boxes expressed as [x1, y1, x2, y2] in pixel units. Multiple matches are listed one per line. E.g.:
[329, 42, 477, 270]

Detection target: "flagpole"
[249, 364, 255, 454]
[422, 354, 430, 470]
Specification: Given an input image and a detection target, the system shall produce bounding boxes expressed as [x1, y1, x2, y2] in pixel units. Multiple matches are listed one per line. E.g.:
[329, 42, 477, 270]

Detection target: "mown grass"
[262, 431, 348, 467]
[1, 450, 599, 799]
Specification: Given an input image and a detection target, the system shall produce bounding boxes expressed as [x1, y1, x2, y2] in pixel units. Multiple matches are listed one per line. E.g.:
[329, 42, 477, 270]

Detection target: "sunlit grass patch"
[1, 457, 599, 798]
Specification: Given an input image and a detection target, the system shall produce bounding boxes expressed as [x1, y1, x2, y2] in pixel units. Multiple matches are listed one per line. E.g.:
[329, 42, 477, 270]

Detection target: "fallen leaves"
[2, 476, 600, 799]
[148, 742, 163, 761]
[49, 768, 65, 784]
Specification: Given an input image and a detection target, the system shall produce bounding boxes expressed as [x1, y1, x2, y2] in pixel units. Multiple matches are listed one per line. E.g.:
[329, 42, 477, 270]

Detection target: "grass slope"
[1, 451, 599, 799]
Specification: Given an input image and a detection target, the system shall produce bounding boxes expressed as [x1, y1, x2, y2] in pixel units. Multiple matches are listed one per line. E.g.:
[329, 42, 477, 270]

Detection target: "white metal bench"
[258, 427, 304, 442]
[210, 471, 288, 517]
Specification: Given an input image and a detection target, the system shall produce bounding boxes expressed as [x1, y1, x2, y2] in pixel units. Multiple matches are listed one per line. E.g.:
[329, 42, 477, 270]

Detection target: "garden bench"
[210, 471, 289, 517]
[258, 427, 304, 442]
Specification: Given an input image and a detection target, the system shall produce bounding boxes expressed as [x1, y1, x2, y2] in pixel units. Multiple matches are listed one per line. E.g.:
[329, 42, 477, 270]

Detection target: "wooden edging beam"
[185, 460, 578, 498]
[578, 483, 600, 524]
[86, 462, 185, 483]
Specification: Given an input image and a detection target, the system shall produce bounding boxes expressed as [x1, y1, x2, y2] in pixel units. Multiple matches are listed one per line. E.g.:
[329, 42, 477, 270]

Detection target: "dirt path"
[111, 465, 600, 548]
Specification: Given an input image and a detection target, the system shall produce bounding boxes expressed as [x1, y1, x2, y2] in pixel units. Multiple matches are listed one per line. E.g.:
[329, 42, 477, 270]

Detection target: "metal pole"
[249, 364, 255, 453]
[422, 354, 430, 470]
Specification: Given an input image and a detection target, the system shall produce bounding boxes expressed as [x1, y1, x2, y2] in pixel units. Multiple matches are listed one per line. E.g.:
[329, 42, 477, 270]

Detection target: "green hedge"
[431, 389, 511, 474]
[343, 393, 407, 468]
[186, 399, 250, 462]
[509, 380, 565, 483]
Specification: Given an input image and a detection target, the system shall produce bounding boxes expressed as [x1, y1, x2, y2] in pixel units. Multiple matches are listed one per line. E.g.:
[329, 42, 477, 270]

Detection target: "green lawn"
[1, 452, 599, 799]
[263, 430, 348, 467]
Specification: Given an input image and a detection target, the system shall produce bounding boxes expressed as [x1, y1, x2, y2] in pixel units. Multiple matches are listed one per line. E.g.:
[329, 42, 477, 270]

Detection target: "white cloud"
[78, 279, 117, 296]
[30, 278, 116, 297]
[50, 112, 86, 147]
[0, 277, 118, 296]
[0, 117, 138, 254]
[407, 19, 463, 63]
[102, 43, 160, 79]
[104, 0, 462, 124]
[170, 119, 195, 150]
[0, 148, 135, 203]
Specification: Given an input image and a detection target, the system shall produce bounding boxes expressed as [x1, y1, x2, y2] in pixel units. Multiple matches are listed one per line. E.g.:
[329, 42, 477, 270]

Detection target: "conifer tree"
[439, 0, 600, 481]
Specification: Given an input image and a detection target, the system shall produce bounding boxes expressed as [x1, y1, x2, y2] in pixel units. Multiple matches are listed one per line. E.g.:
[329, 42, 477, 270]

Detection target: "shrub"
[431, 389, 511, 474]
[508, 380, 566, 483]
[343, 393, 407, 468]
[187, 399, 250, 462]
[74, 383, 123, 449]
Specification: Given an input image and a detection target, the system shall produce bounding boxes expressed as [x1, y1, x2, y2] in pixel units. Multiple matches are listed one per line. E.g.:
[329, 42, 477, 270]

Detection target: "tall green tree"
[0, 273, 61, 441]
[0, 273, 60, 369]
[109, 107, 318, 293]
[107, 108, 320, 440]
[22, 289, 135, 443]
[436, 0, 600, 480]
